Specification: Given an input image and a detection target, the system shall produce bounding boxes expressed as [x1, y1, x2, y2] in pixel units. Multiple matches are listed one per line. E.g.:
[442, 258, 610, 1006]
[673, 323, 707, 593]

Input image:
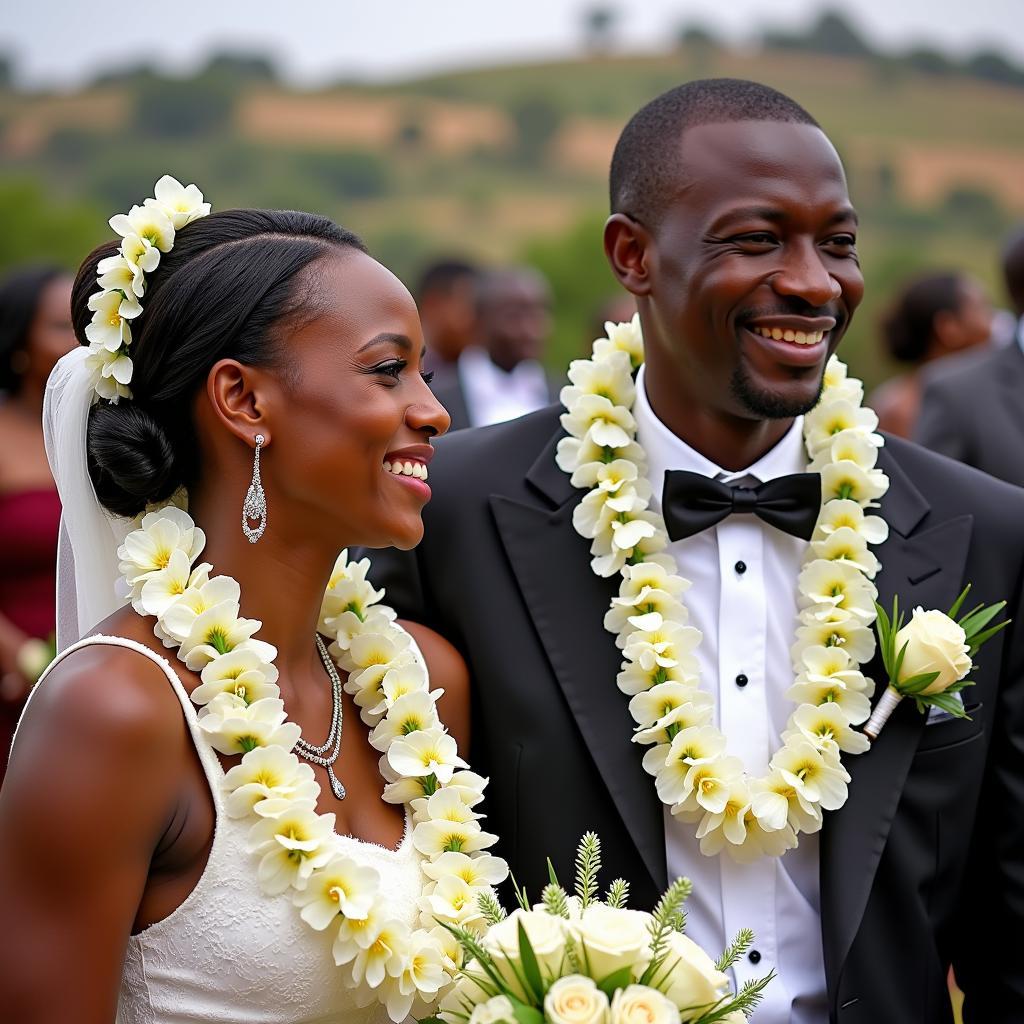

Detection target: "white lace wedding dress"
[21, 634, 425, 1024]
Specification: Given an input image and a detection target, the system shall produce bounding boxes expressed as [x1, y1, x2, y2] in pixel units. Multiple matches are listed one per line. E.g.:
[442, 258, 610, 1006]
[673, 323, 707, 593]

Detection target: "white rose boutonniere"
[863, 586, 1009, 741]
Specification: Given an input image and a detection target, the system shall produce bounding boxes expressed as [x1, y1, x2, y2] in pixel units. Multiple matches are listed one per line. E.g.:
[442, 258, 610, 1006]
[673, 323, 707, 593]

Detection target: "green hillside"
[1, 40, 1022, 387]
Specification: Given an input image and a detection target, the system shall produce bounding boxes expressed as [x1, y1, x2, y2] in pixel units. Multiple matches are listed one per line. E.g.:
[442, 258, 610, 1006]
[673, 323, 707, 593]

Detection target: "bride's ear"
[204, 358, 273, 448]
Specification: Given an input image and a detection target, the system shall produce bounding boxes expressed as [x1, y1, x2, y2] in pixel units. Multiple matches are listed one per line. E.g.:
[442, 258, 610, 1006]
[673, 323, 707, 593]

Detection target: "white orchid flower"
[555, 433, 647, 477]
[420, 874, 488, 926]
[794, 610, 876, 664]
[820, 459, 889, 505]
[176, 599, 262, 670]
[772, 739, 851, 810]
[349, 917, 411, 989]
[222, 745, 316, 818]
[803, 398, 879, 455]
[421, 851, 508, 887]
[97, 253, 147, 303]
[138, 552, 212, 618]
[247, 801, 336, 895]
[293, 854, 381, 928]
[628, 681, 709, 729]
[784, 702, 870, 757]
[388, 932, 447, 1018]
[117, 506, 205, 594]
[387, 728, 468, 785]
[561, 349, 635, 409]
[84, 343, 133, 402]
[809, 428, 883, 475]
[367, 689, 441, 751]
[197, 694, 300, 755]
[616, 657, 695, 696]
[695, 775, 753, 854]
[145, 174, 211, 229]
[813, 498, 889, 545]
[160, 572, 240, 640]
[560, 393, 636, 449]
[750, 768, 823, 835]
[192, 646, 281, 707]
[798, 559, 877, 622]
[110, 202, 175, 254]
[85, 290, 135, 351]
[623, 620, 702, 673]
[592, 312, 644, 368]
[412, 817, 498, 857]
[811, 525, 881, 578]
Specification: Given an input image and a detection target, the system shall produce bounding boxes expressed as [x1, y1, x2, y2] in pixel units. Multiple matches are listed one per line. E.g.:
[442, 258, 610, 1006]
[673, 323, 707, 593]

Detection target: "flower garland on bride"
[556, 316, 890, 861]
[88, 176, 507, 1023]
[117, 506, 507, 1021]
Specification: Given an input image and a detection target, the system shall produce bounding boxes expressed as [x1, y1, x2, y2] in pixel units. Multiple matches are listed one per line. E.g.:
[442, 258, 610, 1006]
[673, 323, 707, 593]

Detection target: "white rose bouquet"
[425, 833, 772, 1024]
[863, 585, 1009, 740]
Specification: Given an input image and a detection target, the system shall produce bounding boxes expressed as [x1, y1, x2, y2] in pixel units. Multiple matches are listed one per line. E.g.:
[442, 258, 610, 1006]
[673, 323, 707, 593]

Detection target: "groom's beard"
[729, 358, 827, 420]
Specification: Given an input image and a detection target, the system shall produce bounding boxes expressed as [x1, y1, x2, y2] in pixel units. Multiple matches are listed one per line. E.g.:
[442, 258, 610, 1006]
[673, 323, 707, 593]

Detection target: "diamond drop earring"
[242, 434, 267, 543]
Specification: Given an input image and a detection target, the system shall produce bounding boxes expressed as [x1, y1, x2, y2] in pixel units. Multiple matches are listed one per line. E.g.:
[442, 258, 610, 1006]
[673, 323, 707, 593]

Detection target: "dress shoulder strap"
[15, 634, 226, 806]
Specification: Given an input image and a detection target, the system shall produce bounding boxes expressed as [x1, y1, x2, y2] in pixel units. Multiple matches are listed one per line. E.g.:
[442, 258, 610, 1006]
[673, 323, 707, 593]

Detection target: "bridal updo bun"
[71, 209, 366, 518]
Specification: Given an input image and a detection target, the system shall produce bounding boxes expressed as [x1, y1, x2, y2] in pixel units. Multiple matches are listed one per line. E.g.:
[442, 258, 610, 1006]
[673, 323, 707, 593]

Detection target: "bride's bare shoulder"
[16, 606, 187, 764]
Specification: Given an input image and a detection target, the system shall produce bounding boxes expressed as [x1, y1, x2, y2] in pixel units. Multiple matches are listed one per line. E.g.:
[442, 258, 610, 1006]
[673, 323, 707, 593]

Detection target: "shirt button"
[748, 949, 762, 964]
[735, 673, 748, 688]
[735, 560, 747, 574]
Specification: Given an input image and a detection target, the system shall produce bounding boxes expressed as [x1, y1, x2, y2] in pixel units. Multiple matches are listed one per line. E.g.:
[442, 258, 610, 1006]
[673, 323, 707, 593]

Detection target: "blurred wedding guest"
[431, 265, 560, 429]
[917, 229, 1024, 485]
[415, 258, 479, 372]
[869, 271, 992, 438]
[0, 266, 75, 782]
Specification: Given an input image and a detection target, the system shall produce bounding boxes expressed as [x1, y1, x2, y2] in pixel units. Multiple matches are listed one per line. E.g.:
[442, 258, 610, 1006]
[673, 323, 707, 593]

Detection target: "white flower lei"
[556, 317, 891, 861]
[117, 503, 507, 1021]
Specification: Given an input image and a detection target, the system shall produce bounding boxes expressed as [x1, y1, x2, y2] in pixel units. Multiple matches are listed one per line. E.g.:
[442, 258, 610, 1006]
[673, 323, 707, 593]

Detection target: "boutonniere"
[863, 586, 1009, 741]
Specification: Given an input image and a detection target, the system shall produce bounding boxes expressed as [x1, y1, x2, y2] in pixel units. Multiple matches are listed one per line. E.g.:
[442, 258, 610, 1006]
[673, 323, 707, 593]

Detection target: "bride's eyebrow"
[359, 332, 412, 354]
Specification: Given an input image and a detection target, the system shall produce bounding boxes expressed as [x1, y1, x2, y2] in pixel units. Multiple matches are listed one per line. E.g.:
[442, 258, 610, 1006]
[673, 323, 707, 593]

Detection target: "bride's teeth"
[794, 331, 807, 344]
[771, 328, 784, 341]
[383, 461, 392, 472]
[783, 329, 795, 342]
[403, 461, 414, 476]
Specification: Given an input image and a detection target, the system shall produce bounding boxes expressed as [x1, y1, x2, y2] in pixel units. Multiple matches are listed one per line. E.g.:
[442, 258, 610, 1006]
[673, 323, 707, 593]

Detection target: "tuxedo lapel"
[820, 444, 973, 995]
[490, 429, 667, 892]
[997, 344, 1024, 449]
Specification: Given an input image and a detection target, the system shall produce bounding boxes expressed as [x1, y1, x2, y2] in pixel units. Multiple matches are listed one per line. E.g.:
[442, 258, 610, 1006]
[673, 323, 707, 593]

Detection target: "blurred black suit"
[916, 340, 1024, 488]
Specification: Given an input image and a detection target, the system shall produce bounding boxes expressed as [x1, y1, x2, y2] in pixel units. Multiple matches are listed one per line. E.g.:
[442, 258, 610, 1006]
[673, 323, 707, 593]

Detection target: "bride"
[0, 179, 503, 1023]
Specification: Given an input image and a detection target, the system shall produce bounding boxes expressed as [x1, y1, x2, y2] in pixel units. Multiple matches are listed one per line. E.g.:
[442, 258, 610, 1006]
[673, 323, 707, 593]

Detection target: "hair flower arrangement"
[84, 175, 211, 403]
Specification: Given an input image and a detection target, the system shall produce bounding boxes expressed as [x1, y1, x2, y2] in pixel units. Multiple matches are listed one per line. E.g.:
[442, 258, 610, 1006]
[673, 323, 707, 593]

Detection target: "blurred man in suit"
[916, 228, 1024, 486]
[430, 265, 560, 429]
[415, 258, 479, 373]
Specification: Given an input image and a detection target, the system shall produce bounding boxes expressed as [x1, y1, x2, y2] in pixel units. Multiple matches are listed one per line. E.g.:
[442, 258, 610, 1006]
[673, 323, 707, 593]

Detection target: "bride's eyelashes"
[370, 359, 434, 385]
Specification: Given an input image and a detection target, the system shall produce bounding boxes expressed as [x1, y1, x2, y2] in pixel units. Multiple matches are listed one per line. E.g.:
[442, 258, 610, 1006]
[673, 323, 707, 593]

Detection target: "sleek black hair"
[0, 264, 65, 394]
[881, 272, 967, 363]
[414, 258, 478, 302]
[609, 78, 820, 226]
[72, 208, 366, 518]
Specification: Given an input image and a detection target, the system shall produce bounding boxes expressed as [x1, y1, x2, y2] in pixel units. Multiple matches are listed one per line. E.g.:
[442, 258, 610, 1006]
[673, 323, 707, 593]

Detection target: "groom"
[367, 80, 1024, 1022]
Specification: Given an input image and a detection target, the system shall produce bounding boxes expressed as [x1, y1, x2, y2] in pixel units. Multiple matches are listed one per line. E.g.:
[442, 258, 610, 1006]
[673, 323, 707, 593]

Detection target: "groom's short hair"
[610, 78, 820, 226]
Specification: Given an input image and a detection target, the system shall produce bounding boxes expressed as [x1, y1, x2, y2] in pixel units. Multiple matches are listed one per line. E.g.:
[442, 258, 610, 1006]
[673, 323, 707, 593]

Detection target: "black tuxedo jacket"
[916, 342, 1024, 488]
[365, 404, 1024, 1023]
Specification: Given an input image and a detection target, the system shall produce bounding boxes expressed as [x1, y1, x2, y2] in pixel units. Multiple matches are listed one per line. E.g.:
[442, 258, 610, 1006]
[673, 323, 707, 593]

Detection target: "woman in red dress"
[0, 266, 76, 784]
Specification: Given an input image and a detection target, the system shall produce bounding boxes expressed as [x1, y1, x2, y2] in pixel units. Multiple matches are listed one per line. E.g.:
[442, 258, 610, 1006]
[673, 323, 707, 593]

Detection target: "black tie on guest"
[661, 470, 822, 542]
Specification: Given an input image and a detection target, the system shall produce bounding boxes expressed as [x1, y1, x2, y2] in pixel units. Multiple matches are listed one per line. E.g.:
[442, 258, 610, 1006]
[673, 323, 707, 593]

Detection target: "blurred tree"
[133, 75, 235, 139]
[903, 46, 957, 77]
[0, 54, 13, 89]
[942, 185, 1005, 233]
[763, 9, 874, 58]
[582, 6, 619, 55]
[510, 95, 564, 167]
[964, 50, 1024, 87]
[522, 212, 618, 370]
[292, 149, 393, 200]
[201, 51, 279, 83]
[0, 178, 102, 271]
[676, 23, 720, 50]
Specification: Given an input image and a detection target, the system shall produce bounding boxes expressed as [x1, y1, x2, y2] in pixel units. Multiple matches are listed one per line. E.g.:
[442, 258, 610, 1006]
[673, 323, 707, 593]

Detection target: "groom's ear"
[604, 213, 653, 297]
[203, 357, 273, 448]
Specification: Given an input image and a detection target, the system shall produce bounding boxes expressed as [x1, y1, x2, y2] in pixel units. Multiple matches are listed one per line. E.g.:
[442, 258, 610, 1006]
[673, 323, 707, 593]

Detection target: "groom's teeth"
[383, 461, 392, 472]
[751, 326, 825, 345]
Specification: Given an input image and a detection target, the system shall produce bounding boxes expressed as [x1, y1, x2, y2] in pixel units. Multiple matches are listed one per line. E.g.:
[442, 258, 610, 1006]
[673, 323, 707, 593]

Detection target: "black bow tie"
[661, 470, 821, 542]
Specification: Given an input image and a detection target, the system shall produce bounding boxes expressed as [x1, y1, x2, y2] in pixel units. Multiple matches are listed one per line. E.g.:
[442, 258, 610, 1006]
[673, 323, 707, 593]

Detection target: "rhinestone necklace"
[293, 633, 346, 799]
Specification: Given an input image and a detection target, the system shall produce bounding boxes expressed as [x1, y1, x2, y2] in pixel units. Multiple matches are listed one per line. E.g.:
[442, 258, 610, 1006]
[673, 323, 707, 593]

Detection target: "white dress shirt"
[458, 347, 551, 428]
[634, 366, 828, 1024]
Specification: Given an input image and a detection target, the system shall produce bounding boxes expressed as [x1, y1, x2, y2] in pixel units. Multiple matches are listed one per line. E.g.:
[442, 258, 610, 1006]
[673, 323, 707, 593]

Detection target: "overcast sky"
[5, 0, 1024, 89]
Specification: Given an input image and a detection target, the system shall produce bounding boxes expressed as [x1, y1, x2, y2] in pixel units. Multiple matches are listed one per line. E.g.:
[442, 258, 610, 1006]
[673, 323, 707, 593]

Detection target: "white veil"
[43, 346, 134, 651]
